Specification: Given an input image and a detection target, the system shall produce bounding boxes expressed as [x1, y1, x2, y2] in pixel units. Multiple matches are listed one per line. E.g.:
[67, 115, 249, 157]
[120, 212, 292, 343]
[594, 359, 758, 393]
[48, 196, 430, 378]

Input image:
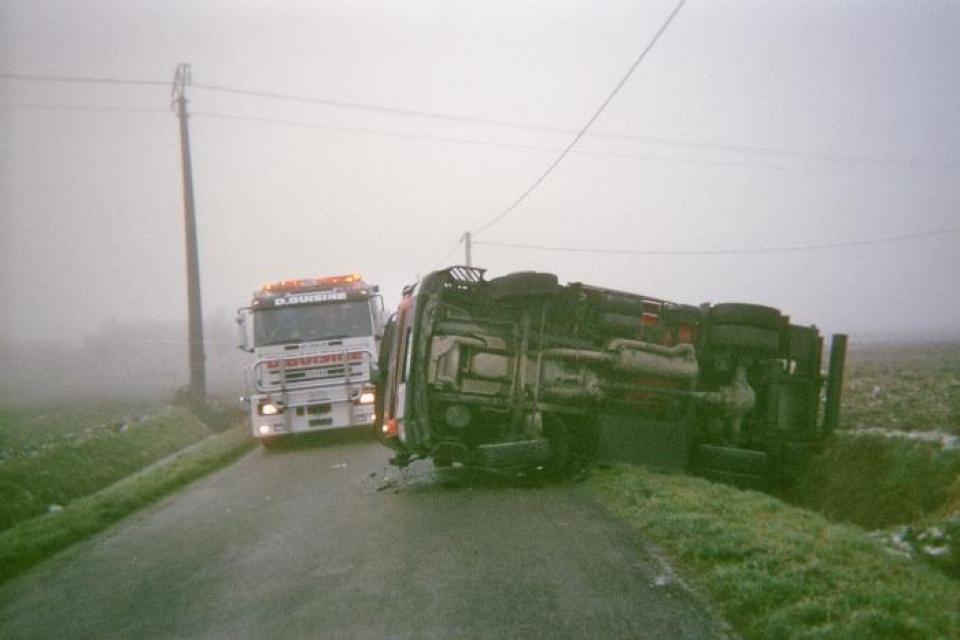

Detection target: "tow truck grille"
[264, 363, 366, 389]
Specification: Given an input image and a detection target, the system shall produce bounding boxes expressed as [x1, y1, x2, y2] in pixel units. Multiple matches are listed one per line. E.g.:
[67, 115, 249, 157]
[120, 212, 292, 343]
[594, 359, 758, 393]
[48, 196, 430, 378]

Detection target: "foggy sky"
[2, 0, 959, 351]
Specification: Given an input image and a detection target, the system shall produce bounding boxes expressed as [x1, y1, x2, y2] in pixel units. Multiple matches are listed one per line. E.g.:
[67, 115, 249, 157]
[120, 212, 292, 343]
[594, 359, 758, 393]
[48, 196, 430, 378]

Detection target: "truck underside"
[378, 267, 846, 487]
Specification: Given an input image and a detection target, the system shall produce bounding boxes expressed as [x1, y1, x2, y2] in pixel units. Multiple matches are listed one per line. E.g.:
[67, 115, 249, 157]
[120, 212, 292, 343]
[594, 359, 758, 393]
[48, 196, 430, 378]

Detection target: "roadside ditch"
[785, 428, 960, 580]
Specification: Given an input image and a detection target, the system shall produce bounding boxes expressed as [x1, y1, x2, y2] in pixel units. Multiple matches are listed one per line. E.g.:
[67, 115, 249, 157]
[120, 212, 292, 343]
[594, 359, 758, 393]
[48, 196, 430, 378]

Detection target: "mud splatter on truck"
[375, 267, 846, 487]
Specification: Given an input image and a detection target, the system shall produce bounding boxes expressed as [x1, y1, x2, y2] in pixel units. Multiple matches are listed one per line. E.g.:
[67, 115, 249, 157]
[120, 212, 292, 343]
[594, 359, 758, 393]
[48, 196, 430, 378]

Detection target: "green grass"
[842, 341, 960, 434]
[786, 432, 960, 580]
[0, 406, 213, 530]
[785, 340, 960, 579]
[590, 465, 960, 639]
[0, 402, 154, 452]
[789, 435, 960, 530]
[0, 424, 254, 586]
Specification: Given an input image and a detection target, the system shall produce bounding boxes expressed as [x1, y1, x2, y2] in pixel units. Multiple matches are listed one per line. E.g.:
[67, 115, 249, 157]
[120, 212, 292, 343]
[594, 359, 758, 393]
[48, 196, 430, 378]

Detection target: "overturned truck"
[375, 267, 846, 487]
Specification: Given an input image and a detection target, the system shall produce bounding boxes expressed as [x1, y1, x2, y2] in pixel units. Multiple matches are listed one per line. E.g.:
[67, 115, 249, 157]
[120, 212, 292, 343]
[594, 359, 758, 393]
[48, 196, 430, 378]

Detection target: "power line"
[583, 132, 950, 170]
[439, 238, 464, 261]
[2, 102, 166, 114]
[0, 72, 167, 87]
[192, 81, 547, 130]
[194, 81, 948, 170]
[474, 226, 960, 256]
[4, 72, 949, 171]
[5, 101, 949, 178]
[188, 110, 952, 178]
[470, 0, 687, 236]
[427, 237, 467, 272]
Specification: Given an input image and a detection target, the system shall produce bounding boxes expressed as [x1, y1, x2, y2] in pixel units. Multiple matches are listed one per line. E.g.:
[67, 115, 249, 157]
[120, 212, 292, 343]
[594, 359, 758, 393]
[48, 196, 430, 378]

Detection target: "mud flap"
[596, 415, 692, 472]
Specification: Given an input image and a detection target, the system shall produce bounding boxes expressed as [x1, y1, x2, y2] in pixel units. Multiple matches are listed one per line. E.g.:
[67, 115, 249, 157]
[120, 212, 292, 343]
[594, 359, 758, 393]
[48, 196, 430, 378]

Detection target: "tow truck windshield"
[254, 300, 373, 346]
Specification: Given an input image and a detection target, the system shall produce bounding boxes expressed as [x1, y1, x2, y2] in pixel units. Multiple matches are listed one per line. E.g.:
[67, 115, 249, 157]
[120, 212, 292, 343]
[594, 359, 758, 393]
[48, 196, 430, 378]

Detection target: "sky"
[2, 0, 959, 350]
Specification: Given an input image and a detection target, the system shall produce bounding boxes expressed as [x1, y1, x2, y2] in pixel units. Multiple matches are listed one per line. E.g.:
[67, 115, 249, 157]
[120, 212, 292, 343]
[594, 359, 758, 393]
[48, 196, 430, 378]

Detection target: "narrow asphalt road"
[0, 431, 729, 639]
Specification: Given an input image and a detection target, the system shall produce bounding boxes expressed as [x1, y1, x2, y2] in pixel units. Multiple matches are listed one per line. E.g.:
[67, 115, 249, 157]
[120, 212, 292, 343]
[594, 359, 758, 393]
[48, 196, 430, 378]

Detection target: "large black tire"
[544, 414, 598, 479]
[546, 423, 571, 479]
[485, 271, 559, 299]
[661, 303, 701, 325]
[592, 292, 648, 316]
[709, 324, 781, 353]
[709, 303, 783, 330]
[597, 312, 641, 336]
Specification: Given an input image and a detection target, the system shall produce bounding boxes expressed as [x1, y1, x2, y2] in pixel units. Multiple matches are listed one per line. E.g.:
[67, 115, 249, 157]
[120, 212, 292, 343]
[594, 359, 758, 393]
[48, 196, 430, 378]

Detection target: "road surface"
[0, 431, 729, 639]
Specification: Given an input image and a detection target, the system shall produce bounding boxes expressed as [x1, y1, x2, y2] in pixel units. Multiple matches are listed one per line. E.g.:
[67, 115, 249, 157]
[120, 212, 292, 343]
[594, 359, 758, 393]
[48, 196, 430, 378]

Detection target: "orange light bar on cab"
[258, 274, 363, 294]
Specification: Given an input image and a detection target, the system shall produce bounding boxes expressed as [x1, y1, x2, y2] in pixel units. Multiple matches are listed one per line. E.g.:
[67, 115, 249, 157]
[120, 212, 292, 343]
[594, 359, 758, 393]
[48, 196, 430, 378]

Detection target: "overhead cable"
[469, 0, 687, 236]
[4, 72, 948, 171]
[0, 72, 167, 87]
[474, 226, 960, 256]
[2, 102, 167, 114]
[6, 99, 950, 176]
[192, 111, 954, 178]
[193, 82, 945, 169]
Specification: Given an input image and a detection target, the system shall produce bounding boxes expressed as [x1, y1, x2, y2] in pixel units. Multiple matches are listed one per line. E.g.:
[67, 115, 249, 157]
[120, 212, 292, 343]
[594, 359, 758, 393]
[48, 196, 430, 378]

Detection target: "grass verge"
[0, 425, 254, 586]
[0, 406, 214, 530]
[589, 465, 960, 639]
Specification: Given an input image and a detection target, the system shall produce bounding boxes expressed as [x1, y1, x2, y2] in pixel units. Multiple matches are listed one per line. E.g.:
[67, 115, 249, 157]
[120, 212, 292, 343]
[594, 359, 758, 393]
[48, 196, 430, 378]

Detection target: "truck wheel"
[485, 272, 559, 299]
[597, 312, 641, 336]
[662, 303, 701, 325]
[545, 415, 598, 478]
[544, 416, 571, 478]
[570, 417, 600, 468]
[709, 303, 782, 330]
[709, 324, 781, 353]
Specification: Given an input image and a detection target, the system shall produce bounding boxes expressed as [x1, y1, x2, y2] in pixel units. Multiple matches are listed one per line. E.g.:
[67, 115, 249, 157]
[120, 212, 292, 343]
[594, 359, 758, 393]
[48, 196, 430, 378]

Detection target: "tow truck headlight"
[359, 390, 376, 405]
[259, 401, 281, 416]
[258, 424, 272, 435]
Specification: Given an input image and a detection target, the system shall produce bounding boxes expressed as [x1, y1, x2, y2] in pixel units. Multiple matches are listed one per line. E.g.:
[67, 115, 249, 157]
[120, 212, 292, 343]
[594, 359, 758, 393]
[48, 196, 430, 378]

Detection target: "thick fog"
[1, 1, 958, 402]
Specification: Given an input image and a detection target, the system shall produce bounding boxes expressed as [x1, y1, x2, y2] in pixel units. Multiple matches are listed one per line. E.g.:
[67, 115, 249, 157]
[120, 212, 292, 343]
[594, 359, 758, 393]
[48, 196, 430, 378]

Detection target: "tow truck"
[375, 267, 846, 487]
[237, 274, 385, 446]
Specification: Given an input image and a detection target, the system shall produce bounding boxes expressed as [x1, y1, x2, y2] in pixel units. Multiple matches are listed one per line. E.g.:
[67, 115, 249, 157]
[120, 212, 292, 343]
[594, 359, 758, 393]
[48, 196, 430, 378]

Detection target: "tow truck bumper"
[251, 386, 375, 439]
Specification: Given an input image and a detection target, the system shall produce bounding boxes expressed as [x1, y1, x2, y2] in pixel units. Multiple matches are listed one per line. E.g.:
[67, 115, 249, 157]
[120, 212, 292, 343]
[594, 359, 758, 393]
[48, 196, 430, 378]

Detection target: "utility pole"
[171, 63, 206, 404]
[463, 231, 472, 267]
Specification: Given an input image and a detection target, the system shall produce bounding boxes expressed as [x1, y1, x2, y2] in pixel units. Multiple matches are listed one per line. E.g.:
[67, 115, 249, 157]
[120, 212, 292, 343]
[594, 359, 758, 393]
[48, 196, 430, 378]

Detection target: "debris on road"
[376, 478, 397, 492]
